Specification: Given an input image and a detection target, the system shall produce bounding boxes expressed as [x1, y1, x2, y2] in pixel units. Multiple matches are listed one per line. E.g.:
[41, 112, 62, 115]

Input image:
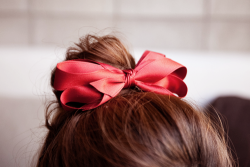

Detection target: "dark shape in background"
[208, 96, 250, 167]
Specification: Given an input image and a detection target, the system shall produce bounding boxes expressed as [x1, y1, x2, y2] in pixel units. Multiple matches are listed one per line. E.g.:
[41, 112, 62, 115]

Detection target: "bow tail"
[136, 81, 174, 96]
[90, 77, 125, 97]
[135, 74, 187, 98]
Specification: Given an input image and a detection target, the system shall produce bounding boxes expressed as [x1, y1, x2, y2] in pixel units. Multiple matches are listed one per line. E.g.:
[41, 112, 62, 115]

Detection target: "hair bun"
[65, 34, 135, 70]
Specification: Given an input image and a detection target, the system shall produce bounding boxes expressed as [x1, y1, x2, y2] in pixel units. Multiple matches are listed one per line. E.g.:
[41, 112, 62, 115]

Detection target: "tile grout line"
[27, 0, 34, 45]
[201, 0, 212, 51]
[0, 11, 249, 22]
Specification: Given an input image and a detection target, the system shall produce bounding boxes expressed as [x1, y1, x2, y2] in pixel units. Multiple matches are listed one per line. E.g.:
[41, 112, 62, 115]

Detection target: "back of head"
[37, 34, 234, 167]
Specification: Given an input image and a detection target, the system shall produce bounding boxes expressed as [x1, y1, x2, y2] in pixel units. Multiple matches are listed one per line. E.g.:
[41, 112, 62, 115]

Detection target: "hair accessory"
[53, 50, 187, 111]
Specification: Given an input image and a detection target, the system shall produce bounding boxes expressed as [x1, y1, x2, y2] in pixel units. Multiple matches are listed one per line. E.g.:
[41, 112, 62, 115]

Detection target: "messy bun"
[37, 34, 234, 167]
[66, 34, 135, 69]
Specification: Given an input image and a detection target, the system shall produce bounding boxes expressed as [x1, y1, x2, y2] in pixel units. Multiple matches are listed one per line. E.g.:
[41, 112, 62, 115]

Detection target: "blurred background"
[0, 0, 250, 166]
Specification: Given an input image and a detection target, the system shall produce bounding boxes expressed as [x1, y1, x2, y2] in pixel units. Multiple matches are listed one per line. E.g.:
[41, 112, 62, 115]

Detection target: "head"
[37, 34, 234, 167]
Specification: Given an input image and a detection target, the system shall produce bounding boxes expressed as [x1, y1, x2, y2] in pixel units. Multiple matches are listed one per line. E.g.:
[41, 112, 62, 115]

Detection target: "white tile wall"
[115, 19, 203, 50]
[119, 0, 204, 17]
[0, 17, 29, 45]
[30, 0, 114, 15]
[0, 97, 44, 167]
[0, 0, 249, 51]
[33, 17, 114, 46]
[0, 0, 28, 11]
[211, 0, 250, 17]
[208, 21, 250, 51]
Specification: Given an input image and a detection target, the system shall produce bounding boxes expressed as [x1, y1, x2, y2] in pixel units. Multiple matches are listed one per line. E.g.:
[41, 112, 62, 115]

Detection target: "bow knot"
[53, 50, 188, 111]
[123, 69, 136, 88]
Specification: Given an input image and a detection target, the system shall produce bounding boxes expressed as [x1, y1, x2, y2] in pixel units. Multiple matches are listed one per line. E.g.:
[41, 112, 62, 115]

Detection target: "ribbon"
[53, 50, 187, 111]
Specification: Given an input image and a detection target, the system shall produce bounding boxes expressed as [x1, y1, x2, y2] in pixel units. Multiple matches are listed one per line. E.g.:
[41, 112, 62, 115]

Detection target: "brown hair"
[37, 34, 234, 167]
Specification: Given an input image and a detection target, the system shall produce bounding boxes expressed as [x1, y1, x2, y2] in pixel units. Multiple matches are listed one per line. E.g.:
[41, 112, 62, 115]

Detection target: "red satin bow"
[54, 50, 187, 111]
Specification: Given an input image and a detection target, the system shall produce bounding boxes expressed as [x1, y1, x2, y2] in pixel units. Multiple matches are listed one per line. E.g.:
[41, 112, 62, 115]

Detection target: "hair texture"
[37, 34, 234, 167]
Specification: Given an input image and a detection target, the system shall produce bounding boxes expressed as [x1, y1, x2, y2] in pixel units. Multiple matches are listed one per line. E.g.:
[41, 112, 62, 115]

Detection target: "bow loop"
[53, 50, 188, 111]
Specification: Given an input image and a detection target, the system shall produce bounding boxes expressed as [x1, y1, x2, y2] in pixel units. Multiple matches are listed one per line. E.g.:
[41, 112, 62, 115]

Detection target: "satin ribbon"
[54, 50, 187, 111]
